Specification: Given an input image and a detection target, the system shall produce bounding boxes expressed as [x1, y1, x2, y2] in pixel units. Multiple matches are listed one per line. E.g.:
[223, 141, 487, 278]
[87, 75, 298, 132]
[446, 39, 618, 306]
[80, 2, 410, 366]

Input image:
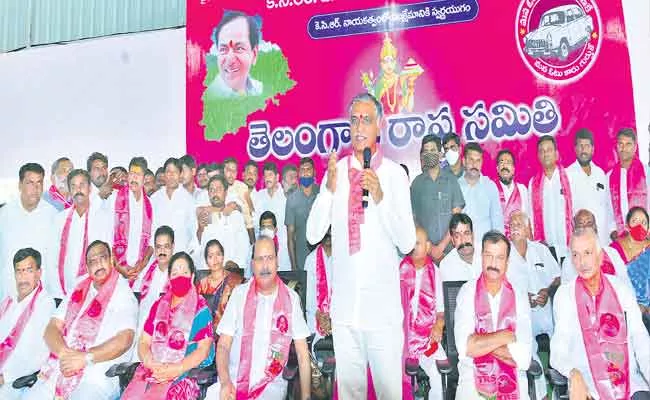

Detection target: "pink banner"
[186, 0, 635, 183]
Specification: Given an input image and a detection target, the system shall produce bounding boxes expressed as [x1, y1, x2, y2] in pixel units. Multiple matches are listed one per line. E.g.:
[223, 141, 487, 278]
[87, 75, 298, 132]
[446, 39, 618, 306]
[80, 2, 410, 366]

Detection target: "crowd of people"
[0, 92, 649, 400]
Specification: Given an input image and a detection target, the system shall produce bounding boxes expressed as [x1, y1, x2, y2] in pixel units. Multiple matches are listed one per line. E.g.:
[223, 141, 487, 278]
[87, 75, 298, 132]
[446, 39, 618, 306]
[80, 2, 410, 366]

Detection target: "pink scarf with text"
[0, 283, 43, 370]
[575, 273, 630, 400]
[315, 245, 331, 336]
[236, 277, 292, 399]
[530, 166, 573, 245]
[140, 260, 160, 300]
[609, 157, 647, 233]
[48, 185, 72, 209]
[112, 187, 152, 270]
[57, 206, 90, 295]
[41, 269, 119, 399]
[496, 182, 523, 239]
[473, 275, 519, 400]
[347, 150, 383, 255]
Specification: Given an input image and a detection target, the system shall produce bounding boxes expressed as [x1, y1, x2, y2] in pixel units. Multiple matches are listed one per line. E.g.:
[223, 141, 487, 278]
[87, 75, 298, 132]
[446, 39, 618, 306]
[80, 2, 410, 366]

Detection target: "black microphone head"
[363, 147, 372, 167]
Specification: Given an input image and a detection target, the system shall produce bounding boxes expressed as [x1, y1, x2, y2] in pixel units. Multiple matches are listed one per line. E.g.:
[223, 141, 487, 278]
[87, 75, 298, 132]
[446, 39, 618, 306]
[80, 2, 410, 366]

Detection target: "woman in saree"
[122, 251, 215, 399]
[197, 239, 243, 333]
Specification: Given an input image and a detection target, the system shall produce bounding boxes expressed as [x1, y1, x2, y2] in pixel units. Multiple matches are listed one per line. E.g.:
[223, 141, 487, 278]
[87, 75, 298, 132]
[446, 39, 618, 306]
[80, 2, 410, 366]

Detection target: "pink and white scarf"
[112, 186, 152, 271]
[575, 273, 630, 400]
[0, 283, 43, 370]
[347, 150, 383, 255]
[315, 245, 331, 336]
[497, 182, 523, 239]
[236, 277, 292, 399]
[48, 185, 72, 209]
[41, 269, 119, 399]
[139, 260, 160, 300]
[609, 156, 647, 233]
[530, 165, 574, 245]
[473, 275, 520, 400]
[57, 206, 90, 295]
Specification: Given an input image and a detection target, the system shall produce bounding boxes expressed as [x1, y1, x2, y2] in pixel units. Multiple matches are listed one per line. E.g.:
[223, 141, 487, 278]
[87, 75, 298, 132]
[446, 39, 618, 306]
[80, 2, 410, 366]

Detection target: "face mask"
[445, 149, 460, 166]
[629, 224, 648, 242]
[55, 175, 67, 191]
[169, 276, 192, 297]
[260, 227, 275, 239]
[421, 151, 440, 169]
[299, 176, 314, 187]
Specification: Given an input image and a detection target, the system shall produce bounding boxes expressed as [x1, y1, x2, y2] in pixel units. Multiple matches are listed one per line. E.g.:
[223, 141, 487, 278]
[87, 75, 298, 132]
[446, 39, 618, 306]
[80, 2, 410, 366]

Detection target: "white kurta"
[198, 210, 250, 274]
[551, 275, 650, 398]
[561, 246, 634, 291]
[207, 281, 310, 400]
[253, 187, 291, 271]
[439, 245, 482, 283]
[107, 190, 148, 267]
[458, 175, 505, 243]
[23, 276, 138, 400]
[454, 279, 533, 400]
[607, 165, 650, 221]
[303, 247, 332, 341]
[0, 199, 57, 300]
[49, 206, 112, 298]
[566, 161, 615, 246]
[528, 168, 571, 260]
[0, 286, 55, 400]
[150, 186, 198, 254]
[132, 261, 169, 361]
[498, 181, 530, 216]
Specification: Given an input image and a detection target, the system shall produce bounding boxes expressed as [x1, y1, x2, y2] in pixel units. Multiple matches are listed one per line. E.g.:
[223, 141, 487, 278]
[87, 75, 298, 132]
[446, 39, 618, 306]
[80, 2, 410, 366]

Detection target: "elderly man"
[207, 11, 263, 98]
[286, 158, 319, 271]
[0, 163, 57, 300]
[206, 236, 311, 399]
[495, 149, 529, 238]
[439, 213, 482, 282]
[50, 169, 112, 298]
[282, 163, 299, 195]
[23, 240, 138, 400]
[551, 227, 650, 399]
[108, 157, 154, 285]
[307, 93, 416, 398]
[455, 231, 533, 399]
[43, 157, 74, 211]
[0, 248, 55, 400]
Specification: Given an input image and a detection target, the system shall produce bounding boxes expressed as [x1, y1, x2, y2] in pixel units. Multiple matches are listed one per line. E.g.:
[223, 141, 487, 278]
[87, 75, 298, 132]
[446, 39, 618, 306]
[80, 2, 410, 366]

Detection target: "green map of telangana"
[201, 44, 296, 141]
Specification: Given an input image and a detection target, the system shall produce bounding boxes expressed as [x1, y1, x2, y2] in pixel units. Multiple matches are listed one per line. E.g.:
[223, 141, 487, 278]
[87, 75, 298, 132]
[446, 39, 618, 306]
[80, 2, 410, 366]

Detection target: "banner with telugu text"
[186, 0, 636, 184]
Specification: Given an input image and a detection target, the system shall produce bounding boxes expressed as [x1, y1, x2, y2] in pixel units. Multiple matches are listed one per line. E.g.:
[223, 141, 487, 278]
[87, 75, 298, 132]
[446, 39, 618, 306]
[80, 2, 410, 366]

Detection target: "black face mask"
[421, 151, 440, 169]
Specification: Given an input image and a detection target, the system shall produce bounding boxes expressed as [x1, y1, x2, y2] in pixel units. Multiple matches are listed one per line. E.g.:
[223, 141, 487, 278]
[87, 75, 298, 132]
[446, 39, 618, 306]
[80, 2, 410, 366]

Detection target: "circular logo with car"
[516, 0, 602, 84]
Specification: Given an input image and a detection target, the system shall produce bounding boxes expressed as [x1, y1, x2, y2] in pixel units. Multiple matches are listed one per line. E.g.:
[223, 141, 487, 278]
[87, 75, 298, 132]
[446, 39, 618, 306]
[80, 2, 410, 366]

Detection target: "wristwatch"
[85, 352, 95, 366]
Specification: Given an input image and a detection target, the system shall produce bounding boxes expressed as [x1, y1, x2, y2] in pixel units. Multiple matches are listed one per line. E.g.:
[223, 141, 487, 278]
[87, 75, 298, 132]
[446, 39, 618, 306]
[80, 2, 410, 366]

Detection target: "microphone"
[362, 147, 371, 209]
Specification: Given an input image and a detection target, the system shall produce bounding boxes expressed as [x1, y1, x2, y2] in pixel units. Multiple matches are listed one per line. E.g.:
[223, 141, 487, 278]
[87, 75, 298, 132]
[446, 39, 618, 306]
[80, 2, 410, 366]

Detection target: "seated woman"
[198, 240, 243, 334]
[610, 206, 650, 264]
[122, 252, 215, 400]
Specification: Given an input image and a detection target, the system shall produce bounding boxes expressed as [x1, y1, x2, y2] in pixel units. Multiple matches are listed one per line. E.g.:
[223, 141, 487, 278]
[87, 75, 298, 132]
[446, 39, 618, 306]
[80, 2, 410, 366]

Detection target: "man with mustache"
[307, 93, 416, 398]
[440, 213, 482, 283]
[243, 160, 259, 192]
[86, 152, 112, 207]
[411, 134, 465, 262]
[143, 169, 156, 197]
[566, 128, 615, 246]
[207, 236, 311, 399]
[197, 175, 250, 272]
[442, 133, 464, 178]
[196, 164, 210, 190]
[455, 230, 533, 399]
[207, 11, 264, 98]
[43, 157, 74, 211]
[24, 240, 138, 400]
[282, 163, 298, 196]
[223, 157, 256, 244]
[0, 163, 57, 300]
[495, 149, 529, 238]
[0, 248, 55, 400]
[286, 157, 320, 271]
[50, 169, 112, 298]
[107, 157, 154, 285]
[551, 227, 650, 400]
[458, 142, 504, 243]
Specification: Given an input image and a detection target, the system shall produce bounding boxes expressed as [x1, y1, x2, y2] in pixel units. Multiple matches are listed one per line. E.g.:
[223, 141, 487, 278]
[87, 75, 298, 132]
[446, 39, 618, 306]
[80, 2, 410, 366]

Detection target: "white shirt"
[253, 187, 290, 271]
[561, 246, 634, 291]
[50, 206, 112, 298]
[455, 279, 533, 400]
[217, 281, 309, 397]
[108, 190, 148, 267]
[199, 210, 250, 272]
[498, 181, 529, 216]
[306, 155, 416, 329]
[458, 175, 504, 242]
[304, 247, 332, 335]
[608, 165, 650, 220]
[89, 185, 109, 212]
[187, 186, 209, 207]
[439, 245, 482, 283]
[0, 286, 55, 382]
[566, 161, 615, 246]
[0, 199, 57, 299]
[551, 275, 650, 398]
[410, 266, 445, 317]
[528, 168, 570, 259]
[150, 186, 197, 253]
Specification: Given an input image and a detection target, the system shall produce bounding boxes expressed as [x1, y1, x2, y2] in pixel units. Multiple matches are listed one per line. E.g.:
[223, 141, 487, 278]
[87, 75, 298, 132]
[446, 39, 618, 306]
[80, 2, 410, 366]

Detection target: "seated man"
[439, 213, 482, 282]
[400, 226, 445, 400]
[206, 236, 311, 399]
[455, 231, 533, 399]
[551, 227, 650, 399]
[122, 251, 214, 399]
[0, 248, 55, 400]
[23, 240, 138, 400]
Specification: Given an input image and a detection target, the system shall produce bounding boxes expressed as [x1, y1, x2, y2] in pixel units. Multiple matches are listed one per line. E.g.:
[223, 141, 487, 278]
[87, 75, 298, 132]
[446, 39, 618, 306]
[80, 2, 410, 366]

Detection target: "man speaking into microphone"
[307, 93, 416, 399]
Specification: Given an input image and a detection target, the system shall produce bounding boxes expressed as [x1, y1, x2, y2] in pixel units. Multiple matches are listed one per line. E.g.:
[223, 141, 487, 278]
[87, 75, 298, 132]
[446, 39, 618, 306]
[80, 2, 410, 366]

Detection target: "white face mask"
[260, 228, 275, 239]
[445, 149, 460, 166]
